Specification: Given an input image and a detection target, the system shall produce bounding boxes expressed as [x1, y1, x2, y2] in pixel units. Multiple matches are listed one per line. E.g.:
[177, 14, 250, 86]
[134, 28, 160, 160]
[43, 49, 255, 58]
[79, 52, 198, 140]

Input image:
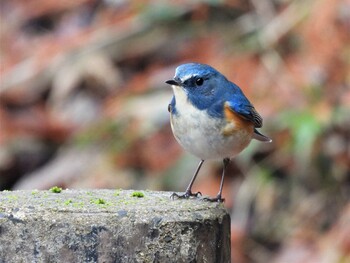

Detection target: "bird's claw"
[170, 191, 202, 200]
[202, 195, 225, 203]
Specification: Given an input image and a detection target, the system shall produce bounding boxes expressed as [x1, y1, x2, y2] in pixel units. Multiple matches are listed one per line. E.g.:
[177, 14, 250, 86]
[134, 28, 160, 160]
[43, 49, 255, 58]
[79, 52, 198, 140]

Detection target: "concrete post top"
[0, 189, 227, 218]
[0, 190, 231, 262]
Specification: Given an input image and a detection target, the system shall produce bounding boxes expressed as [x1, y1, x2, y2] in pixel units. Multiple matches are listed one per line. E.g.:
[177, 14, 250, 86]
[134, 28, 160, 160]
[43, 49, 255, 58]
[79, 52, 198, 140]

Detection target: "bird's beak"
[165, 79, 180, 86]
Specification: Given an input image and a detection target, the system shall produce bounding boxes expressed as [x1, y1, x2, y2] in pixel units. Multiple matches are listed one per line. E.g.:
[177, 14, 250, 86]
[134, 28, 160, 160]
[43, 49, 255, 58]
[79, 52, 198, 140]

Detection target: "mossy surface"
[131, 191, 144, 198]
[49, 186, 62, 193]
[0, 189, 225, 214]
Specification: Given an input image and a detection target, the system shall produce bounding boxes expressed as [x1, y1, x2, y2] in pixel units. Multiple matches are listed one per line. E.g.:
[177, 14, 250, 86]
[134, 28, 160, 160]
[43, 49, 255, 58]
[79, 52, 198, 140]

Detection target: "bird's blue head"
[166, 63, 230, 113]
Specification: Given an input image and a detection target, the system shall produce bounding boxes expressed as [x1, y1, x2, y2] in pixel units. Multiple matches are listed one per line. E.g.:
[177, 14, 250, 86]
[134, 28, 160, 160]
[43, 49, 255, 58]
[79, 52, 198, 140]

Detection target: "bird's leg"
[203, 158, 230, 203]
[171, 160, 204, 200]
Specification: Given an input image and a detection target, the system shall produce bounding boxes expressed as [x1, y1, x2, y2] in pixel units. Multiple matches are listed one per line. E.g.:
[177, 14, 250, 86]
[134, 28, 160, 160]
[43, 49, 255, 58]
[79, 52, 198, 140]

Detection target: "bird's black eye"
[196, 78, 204, 86]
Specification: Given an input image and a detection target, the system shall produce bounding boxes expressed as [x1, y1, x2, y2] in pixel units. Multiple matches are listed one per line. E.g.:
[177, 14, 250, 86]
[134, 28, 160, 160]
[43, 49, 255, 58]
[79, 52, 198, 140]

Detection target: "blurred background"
[1, 0, 349, 262]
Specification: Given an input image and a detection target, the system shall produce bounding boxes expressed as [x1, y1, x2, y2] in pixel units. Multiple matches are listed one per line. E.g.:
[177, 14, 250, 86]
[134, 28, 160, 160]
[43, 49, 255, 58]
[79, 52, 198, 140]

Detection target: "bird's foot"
[170, 190, 202, 200]
[202, 195, 225, 203]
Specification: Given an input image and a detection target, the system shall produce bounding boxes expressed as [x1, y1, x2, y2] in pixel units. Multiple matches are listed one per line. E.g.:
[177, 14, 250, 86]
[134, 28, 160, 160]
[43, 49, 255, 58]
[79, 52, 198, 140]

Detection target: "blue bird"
[166, 63, 271, 202]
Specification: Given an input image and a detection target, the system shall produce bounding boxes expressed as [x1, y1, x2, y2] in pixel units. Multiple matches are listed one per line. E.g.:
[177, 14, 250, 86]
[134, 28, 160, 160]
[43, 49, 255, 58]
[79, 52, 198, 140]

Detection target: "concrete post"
[0, 190, 230, 262]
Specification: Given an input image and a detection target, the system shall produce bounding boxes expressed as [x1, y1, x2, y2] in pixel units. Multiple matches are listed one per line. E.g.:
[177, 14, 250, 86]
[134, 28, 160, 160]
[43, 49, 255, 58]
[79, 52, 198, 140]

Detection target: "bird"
[166, 63, 271, 202]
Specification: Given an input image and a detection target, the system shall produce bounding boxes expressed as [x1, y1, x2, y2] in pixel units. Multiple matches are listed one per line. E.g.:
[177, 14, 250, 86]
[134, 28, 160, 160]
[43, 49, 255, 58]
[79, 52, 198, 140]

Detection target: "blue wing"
[224, 82, 272, 142]
[226, 100, 272, 142]
[226, 100, 263, 128]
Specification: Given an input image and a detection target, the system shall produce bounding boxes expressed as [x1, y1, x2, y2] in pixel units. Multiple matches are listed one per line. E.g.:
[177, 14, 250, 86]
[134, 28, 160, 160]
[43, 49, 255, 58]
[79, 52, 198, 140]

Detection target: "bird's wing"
[226, 100, 263, 128]
[225, 101, 271, 142]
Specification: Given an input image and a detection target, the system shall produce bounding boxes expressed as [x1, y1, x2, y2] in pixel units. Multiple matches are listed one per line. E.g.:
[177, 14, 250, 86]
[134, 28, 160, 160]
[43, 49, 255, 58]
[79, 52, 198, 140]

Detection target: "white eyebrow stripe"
[180, 74, 199, 82]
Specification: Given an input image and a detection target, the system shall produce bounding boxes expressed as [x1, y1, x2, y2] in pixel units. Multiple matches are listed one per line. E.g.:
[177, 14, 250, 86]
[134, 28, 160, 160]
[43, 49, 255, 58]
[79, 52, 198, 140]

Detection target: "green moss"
[49, 186, 62, 193]
[31, 190, 39, 195]
[91, 198, 107, 205]
[113, 189, 121, 196]
[131, 191, 144, 198]
[7, 195, 18, 201]
[64, 199, 73, 205]
[73, 201, 85, 208]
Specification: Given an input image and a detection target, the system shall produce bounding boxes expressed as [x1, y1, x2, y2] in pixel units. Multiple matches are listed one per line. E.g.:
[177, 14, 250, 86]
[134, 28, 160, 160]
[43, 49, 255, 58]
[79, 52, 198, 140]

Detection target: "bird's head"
[166, 63, 227, 110]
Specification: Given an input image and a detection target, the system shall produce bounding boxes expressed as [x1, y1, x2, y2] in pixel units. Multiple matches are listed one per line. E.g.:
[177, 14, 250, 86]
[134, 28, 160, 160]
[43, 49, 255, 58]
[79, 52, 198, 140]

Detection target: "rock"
[0, 189, 231, 262]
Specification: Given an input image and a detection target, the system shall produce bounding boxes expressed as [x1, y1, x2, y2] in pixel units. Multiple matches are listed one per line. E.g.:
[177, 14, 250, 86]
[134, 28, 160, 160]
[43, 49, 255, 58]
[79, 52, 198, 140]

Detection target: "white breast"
[170, 86, 252, 160]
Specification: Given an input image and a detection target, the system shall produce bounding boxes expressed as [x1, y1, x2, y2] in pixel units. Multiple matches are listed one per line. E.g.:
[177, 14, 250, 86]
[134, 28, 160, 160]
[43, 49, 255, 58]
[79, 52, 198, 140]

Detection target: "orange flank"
[222, 102, 254, 136]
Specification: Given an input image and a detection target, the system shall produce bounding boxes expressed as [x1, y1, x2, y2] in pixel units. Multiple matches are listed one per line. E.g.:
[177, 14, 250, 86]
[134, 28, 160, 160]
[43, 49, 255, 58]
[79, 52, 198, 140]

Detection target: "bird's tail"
[253, 129, 272, 142]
